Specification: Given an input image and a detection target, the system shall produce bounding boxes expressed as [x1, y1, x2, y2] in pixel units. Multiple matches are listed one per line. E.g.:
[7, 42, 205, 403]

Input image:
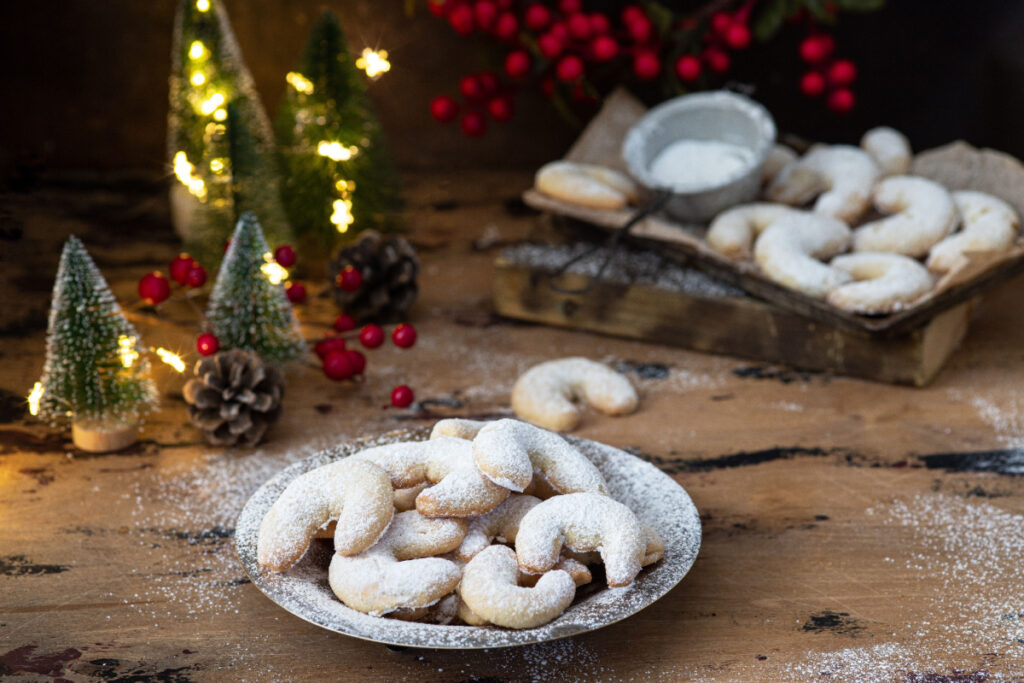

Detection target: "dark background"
[1, 0, 1024, 178]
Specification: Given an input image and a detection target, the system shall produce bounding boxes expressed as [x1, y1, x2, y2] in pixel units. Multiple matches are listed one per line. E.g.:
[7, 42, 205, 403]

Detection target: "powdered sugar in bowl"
[622, 90, 775, 222]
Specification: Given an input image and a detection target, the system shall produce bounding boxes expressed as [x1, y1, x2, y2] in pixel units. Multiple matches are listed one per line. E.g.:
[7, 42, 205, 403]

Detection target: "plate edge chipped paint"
[235, 427, 702, 649]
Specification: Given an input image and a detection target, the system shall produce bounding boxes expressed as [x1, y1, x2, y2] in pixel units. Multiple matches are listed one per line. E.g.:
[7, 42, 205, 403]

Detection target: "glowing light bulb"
[190, 71, 206, 86]
[213, 108, 227, 122]
[189, 41, 206, 60]
[210, 159, 224, 173]
[156, 348, 186, 373]
[330, 198, 354, 232]
[118, 335, 140, 369]
[173, 151, 208, 201]
[27, 382, 43, 416]
[260, 252, 289, 285]
[200, 92, 225, 116]
[285, 71, 314, 95]
[317, 141, 359, 162]
[356, 48, 391, 79]
[196, 0, 210, 12]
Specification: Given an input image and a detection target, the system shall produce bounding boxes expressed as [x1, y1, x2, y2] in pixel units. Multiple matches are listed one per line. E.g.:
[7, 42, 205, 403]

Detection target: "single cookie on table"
[927, 190, 1021, 274]
[535, 161, 640, 211]
[257, 458, 394, 571]
[515, 491, 647, 588]
[472, 418, 610, 495]
[512, 357, 639, 432]
[328, 510, 467, 616]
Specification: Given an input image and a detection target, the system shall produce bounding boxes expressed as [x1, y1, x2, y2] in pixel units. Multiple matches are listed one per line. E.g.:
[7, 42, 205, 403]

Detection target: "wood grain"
[1, 171, 1023, 682]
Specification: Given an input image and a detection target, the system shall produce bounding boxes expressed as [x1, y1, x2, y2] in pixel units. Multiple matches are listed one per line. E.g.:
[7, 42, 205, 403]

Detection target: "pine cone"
[329, 231, 419, 322]
[182, 349, 284, 447]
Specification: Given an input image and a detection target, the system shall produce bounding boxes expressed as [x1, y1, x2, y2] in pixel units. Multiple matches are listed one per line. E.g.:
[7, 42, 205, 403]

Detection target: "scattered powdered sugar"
[234, 426, 701, 649]
[501, 242, 745, 298]
[648, 139, 756, 189]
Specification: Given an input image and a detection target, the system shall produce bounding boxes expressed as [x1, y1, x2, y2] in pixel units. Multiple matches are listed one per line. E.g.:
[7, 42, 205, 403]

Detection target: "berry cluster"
[138, 253, 210, 306]
[797, 32, 856, 113]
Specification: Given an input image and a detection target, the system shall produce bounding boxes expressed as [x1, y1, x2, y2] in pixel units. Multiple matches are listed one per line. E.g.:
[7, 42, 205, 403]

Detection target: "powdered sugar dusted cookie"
[328, 510, 466, 616]
[257, 458, 394, 571]
[535, 161, 639, 211]
[512, 357, 638, 432]
[516, 492, 646, 588]
[860, 126, 912, 177]
[459, 545, 577, 629]
[927, 190, 1020, 274]
[827, 252, 934, 314]
[852, 175, 958, 257]
[753, 211, 852, 298]
[765, 144, 881, 223]
[454, 493, 542, 562]
[472, 418, 610, 495]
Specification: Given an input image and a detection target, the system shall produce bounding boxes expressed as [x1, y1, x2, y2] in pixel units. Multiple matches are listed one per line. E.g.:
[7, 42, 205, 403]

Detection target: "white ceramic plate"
[235, 427, 701, 649]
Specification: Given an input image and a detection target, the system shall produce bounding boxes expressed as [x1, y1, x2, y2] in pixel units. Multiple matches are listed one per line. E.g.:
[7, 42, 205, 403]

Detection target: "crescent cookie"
[257, 458, 394, 571]
[706, 202, 802, 261]
[927, 190, 1021, 274]
[328, 510, 466, 616]
[454, 494, 542, 562]
[852, 175, 958, 257]
[515, 492, 647, 588]
[761, 144, 798, 184]
[459, 545, 577, 629]
[351, 437, 511, 517]
[860, 126, 912, 176]
[535, 160, 639, 211]
[752, 211, 852, 298]
[826, 252, 934, 314]
[765, 144, 881, 223]
[512, 357, 639, 432]
[567, 523, 665, 568]
[472, 418, 610, 495]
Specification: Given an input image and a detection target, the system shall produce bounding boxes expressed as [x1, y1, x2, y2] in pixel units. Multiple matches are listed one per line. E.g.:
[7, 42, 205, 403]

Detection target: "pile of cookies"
[256, 418, 664, 629]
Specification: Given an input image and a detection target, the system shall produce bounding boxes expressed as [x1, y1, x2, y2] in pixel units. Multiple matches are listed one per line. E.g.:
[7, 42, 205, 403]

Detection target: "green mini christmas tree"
[167, 0, 293, 265]
[34, 237, 158, 430]
[275, 11, 401, 257]
[206, 213, 306, 364]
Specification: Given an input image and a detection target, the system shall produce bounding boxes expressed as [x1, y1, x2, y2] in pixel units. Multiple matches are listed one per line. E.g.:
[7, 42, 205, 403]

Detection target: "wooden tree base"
[72, 420, 138, 453]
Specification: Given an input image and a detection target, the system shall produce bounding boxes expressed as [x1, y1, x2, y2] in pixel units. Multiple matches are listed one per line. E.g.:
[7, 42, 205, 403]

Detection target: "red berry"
[827, 88, 855, 113]
[590, 35, 618, 61]
[473, 0, 497, 30]
[337, 265, 363, 292]
[538, 32, 564, 59]
[138, 272, 170, 305]
[559, 0, 581, 13]
[556, 55, 584, 82]
[711, 12, 732, 36]
[504, 50, 531, 79]
[704, 47, 730, 74]
[487, 96, 514, 122]
[494, 11, 518, 41]
[169, 253, 195, 286]
[460, 74, 485, 100]
[549, 21, 568, 43]
[724, 23, 750, 50]
[800, 70, 826, 97]
[323, 351, 354, 381]
[627, 16, 653, 43]
[621, 5, 645, 26]
[675, 54, 701, 82]
[828, 59, 857, 86]
[333, 313, 357, 333]
[633, 51, 661, 80]
[391, 385, 415, 408]
[285, 281, 306, 303]
[391, 323, 418, 348]
[477, 71, 499, 95]
[186, 264, 207, 288]
[461, 111, 487, 137]
[800, 34, 834, 64]
[359, 324, 385, 349]
[196, 332, 219, 356]
[315, 335, 346, 360]
[448, 4, 475, 34]
[566, 13, 591, 41]
[589, 13, 610, 34]
[346, 349, 366, 375]
[430, 95, 459, 123]
[524, 4, 551, 31]
[427, 0, 450, 17]
[273, 244, 296, 268]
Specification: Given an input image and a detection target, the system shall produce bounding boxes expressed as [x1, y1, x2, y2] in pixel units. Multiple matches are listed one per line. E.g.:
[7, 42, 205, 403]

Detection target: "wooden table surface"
[2, 171, 1023, 682]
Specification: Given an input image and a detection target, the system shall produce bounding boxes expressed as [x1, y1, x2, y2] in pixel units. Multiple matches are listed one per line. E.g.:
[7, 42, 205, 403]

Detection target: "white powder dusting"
[648, 139, 755, 189]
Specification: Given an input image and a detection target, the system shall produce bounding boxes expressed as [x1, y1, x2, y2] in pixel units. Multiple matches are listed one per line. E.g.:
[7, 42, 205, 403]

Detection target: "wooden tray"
[523, 90, 1024, 340]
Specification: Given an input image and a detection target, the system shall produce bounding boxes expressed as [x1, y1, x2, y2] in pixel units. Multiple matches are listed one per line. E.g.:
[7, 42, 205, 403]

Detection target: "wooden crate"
[493, 249, 970, 386]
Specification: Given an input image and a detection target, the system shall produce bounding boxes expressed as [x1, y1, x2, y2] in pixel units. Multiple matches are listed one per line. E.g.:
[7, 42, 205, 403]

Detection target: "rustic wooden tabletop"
[2, 170, 1023, 682]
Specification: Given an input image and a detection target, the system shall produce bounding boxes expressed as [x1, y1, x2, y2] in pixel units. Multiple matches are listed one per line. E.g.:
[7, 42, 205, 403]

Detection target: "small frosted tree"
[36, 237, 158, 428]
[167, 0, 293, 264]
[206, 213, 306, 364]
[275, 10, 401, 256]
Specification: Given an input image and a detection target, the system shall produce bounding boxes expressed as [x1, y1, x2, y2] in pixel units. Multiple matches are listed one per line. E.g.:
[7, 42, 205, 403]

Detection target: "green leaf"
[644, 2, 674, 38]
[804, 0, 837, 24]
[753, 0, 792, 42]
